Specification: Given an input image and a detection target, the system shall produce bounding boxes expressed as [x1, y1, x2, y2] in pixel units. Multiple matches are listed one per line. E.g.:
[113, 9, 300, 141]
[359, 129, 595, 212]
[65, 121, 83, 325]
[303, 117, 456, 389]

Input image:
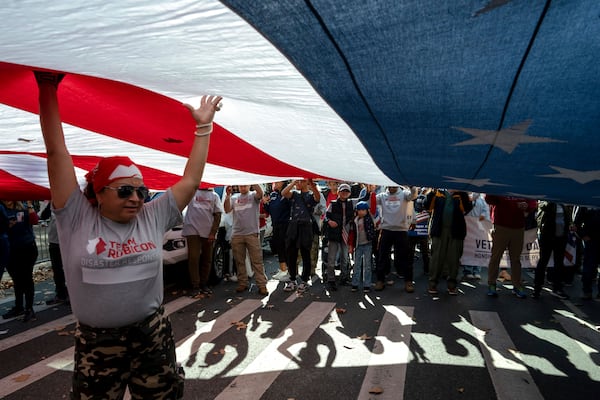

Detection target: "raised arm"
[253, 184, 263, 200]
[35, 72, 78, 209]
[281, 180, 296, 199]
[171, 95, 223, 211]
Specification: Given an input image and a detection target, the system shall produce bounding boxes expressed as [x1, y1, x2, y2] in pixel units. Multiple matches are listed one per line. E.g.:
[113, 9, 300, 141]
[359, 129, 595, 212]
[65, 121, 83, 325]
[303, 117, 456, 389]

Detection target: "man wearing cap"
[372, 185, 418, 292]
[324, 183, 356, 291]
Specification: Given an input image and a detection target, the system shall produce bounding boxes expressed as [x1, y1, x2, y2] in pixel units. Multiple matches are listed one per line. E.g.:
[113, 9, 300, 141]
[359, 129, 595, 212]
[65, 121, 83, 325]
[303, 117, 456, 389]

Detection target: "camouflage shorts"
[71, 306, 184, 400]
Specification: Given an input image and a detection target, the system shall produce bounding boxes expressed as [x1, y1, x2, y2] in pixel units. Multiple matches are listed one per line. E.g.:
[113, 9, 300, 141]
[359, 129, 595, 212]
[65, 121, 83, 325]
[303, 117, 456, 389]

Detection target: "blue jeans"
[352, 243, 372, 288]
[327, 240, 349, 282]
[462, 265, 481, 275]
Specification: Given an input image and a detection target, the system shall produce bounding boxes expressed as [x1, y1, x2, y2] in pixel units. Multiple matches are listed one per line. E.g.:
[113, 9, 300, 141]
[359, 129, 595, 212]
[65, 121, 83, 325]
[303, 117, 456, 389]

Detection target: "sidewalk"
[0, 261, 58, 323]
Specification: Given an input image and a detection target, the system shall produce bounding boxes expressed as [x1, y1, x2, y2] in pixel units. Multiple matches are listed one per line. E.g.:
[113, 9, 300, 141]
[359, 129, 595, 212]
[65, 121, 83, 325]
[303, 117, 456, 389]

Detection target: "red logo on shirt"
[95, 238, 107, 255]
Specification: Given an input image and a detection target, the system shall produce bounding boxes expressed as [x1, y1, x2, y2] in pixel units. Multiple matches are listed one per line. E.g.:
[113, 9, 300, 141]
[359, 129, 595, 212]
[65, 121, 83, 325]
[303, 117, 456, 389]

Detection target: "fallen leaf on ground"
[231, 321, 247, 330]
[369, 386, 384, 394]
[13, 374, 31, 382]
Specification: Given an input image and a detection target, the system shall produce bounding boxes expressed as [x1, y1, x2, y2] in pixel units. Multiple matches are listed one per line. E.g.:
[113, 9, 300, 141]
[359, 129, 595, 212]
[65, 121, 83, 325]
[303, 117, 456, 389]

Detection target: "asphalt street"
[1, 250, 599, 399]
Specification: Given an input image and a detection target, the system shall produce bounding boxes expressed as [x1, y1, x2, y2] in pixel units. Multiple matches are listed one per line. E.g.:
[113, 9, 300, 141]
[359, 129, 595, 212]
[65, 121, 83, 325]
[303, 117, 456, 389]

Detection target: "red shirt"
[486, 195, 536, 229]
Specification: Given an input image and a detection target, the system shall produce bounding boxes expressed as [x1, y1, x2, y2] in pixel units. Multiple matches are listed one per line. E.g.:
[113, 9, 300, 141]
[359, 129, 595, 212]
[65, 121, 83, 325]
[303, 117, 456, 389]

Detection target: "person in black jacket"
[424, 189, 472, 296]
[532, 201, 572, 299]
[574, 206, 600, 300]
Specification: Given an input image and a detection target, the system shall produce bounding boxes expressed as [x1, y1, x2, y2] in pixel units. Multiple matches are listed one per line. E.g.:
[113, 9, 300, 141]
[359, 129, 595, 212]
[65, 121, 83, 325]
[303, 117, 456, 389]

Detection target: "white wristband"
[196, 122, 213, 129]
[194, 129, 212, 137]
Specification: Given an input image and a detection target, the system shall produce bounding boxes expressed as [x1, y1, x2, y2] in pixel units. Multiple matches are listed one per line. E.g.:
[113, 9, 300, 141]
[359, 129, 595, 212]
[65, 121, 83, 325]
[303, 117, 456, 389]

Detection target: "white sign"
[460, 216, 539, 268]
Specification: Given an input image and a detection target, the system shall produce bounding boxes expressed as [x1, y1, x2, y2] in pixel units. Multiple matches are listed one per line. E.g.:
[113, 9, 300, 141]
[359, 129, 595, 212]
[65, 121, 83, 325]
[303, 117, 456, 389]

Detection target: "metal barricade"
[34, 220, 50, 263]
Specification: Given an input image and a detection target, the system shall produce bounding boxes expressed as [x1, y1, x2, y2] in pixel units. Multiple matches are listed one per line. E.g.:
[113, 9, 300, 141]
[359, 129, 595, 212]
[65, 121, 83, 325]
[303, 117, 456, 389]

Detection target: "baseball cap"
[338, 183, 351, 192]
[356, 201, 369, 210]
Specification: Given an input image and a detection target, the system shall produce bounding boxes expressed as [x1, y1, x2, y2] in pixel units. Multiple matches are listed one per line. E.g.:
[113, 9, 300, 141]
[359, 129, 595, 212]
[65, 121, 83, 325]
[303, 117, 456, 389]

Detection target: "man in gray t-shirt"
[223, 185, 268, 295]
[182, 188, 223, 293]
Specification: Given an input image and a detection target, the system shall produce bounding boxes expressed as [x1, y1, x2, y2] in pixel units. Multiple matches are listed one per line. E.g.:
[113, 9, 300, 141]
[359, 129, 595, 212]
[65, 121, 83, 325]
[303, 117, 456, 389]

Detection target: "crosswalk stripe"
[0, 314, 77, 352]
[552, 310, 600, 381]
[357, 306, 414, 400]
[469, 310, 544, 400]
[0, 295, 197, 398]
[175, 299, 264, 363]
[213, 301, 336, 399]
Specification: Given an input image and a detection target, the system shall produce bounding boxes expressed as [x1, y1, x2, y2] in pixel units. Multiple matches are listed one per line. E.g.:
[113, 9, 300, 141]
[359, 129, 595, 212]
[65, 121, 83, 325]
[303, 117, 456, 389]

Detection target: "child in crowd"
[350, 201, 376, 292]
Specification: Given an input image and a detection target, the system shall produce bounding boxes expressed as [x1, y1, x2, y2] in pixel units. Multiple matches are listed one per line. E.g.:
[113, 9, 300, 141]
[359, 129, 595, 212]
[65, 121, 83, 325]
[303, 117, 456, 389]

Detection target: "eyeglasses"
[104, 185, 149, 199]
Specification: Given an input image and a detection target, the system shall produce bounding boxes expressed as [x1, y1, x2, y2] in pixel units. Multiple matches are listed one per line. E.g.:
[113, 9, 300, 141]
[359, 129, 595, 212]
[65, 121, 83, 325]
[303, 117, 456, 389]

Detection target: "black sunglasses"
[104, 185, 149, 199]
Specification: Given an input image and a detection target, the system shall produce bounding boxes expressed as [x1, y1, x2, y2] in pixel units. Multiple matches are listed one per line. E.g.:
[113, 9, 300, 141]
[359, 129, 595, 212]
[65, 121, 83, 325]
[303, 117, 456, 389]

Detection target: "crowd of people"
[4, 184, 600, 319]
[179, 181, 599, 304]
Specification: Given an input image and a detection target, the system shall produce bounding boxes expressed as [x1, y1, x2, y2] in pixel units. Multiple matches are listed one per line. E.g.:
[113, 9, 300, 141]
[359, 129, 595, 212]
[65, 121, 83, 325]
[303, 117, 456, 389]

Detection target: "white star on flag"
[538, 166, 600, 184]
[452, 120, 565, 154]
[443, 176, 509, 188]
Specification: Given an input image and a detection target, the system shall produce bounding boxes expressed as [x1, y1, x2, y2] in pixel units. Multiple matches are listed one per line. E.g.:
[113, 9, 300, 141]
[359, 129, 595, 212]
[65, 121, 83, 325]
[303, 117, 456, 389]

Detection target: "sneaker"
[284, 281, 297, 292]
[327, 281, 337, 291]
[474, 274, 481, 280]
[22, 308, 36, 322]
[550, 290, 569, 300]
[513, 287, 527, 299]
[2, 307, 25, 319]
[487, 284, 498, 297]
[428, 285, 439, 295]
[363, 287, 371, 293]
[374, 281, 385, 291]
[258, 287, 269, 296]
[351, 286, 358, 292]
[199, 286, 213, 295]
[498, 270, 512, 281]
[297, 282, 308, 292]
[235, 285, 248, 293]
[448, 287, 458, 296]
[464, 273, 475, 280]
[272, 270, 290, 281]
[405, 282, 415, 293]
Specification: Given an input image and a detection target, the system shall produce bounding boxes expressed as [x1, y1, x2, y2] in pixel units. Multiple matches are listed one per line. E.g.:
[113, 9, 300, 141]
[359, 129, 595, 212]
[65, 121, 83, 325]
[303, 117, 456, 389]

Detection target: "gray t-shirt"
[54, 188, 181, 328]
[230, 191, 260, 236]
[182, 189, 223, 238]
[376, 189, 416, 231]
